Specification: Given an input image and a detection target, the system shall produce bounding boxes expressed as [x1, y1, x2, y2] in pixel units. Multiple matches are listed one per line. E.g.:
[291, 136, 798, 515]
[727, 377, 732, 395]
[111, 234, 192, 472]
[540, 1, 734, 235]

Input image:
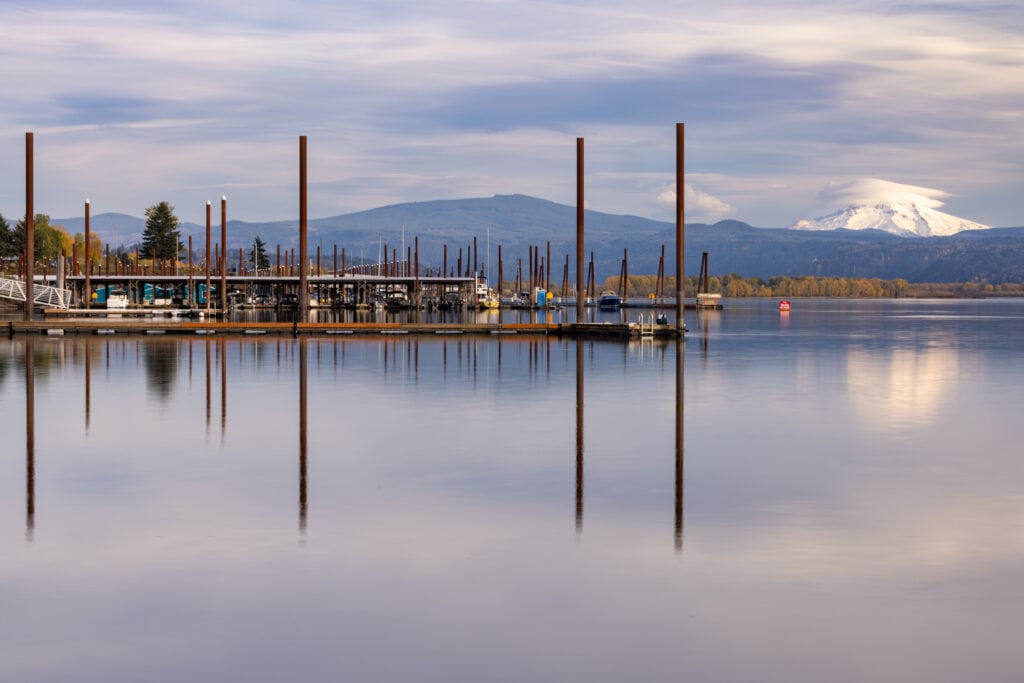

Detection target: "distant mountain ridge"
[53, 194, 1024, 283]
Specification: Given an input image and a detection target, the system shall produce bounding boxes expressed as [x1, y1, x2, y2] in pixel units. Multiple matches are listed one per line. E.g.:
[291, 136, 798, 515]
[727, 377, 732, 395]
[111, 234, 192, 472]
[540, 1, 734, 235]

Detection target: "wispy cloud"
[1, 0, 1021, 226]
[656, 184, 736, 222]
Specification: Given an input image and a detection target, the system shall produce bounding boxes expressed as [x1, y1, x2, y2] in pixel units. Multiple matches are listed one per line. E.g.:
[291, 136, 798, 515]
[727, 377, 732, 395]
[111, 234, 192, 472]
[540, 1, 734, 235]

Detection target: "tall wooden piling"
[84, 199, 91, 308]
[546, 241, 551, 293]
[299, 135, 309, 322]
[186, 236, 193, 304]
[576, 138, 584, 321]
[24, 132, 34, 321]
[205, 201, 211, 312]
[676, 123, 686, 332]
[220, 197, 227, 314]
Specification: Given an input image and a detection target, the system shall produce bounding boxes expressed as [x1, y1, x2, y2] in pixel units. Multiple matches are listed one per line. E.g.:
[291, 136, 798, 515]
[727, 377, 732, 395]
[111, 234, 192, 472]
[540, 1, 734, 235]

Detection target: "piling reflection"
[220, 339, 227, 439]
[12, 333, 684, 546]
[299, 337, 308, 534]
[675, 337, 685, 552]
[25, 338, 35, 542]
[205, 337, 212, 434]
[575, 338, 584, 533]
[84, 335, 92, 431]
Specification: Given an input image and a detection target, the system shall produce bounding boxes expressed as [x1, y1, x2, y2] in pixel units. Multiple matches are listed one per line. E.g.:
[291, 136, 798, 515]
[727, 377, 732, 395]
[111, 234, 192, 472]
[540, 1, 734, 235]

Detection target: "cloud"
[818, 178, 951, 209]
[1, 1, 1023, 226]
[656, 184, 735, 221]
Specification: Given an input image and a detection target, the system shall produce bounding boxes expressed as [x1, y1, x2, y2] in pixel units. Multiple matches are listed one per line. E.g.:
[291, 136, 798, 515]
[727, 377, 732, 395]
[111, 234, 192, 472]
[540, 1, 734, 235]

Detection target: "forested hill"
[660, 222, 1024, 283]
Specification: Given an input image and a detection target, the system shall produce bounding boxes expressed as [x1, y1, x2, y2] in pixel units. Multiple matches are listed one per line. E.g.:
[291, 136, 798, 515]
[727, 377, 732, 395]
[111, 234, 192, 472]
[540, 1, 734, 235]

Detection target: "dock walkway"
[8, 319, 680, 340]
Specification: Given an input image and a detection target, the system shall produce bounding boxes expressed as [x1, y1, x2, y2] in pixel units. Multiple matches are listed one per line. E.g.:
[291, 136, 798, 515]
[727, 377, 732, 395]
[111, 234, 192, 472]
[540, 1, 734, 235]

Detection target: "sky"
[1, 0, 1022, 228]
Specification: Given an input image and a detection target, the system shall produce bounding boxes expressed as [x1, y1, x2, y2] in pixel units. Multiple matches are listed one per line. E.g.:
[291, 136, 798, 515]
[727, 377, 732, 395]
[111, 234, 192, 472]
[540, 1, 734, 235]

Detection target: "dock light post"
[84, 199, 91, 309]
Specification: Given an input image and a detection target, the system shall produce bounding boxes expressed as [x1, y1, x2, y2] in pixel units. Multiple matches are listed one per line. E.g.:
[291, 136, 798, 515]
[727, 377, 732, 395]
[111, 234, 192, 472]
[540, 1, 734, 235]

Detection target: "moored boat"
[598, 290, 623, 309]
[106, 288, 129, 309]
[475, 280, 500, 309]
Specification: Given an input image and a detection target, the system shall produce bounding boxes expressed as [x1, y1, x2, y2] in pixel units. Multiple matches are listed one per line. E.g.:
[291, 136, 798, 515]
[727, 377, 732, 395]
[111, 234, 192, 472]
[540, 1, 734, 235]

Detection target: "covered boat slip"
[60, 273, 480, 310]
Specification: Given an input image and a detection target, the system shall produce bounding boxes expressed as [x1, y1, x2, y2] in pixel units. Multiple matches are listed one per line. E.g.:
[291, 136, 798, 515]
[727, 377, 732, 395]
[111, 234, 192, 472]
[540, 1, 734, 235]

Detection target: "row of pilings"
[17, 126, 687, 331]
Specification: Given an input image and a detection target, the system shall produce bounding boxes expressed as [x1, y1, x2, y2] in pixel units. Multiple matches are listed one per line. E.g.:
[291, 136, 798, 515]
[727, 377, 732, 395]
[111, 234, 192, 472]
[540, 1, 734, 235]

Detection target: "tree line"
[599, 274, 1024, 298]
[0, 212, 77, 262]
[2, 202, 273, 275]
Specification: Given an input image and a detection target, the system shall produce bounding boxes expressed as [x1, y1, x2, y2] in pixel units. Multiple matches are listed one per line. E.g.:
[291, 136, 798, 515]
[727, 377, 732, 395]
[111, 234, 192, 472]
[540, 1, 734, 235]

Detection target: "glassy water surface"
[2, 298, 1022, 682]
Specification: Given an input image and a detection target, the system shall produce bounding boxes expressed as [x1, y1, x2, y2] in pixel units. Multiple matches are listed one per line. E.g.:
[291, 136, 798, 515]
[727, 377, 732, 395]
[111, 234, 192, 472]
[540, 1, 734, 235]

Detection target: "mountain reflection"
[846, 346, 959, 430]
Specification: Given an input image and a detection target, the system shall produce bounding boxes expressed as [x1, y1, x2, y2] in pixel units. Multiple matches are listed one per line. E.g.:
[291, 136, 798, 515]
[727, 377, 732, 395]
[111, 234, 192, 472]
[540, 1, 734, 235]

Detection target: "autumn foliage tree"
[12, 214, 73, 263]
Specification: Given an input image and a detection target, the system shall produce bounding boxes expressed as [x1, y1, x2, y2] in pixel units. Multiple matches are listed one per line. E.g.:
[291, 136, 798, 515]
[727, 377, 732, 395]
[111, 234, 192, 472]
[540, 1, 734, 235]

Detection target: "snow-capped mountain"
[788, 202, 989, 237]
[788, 179, 990, 237]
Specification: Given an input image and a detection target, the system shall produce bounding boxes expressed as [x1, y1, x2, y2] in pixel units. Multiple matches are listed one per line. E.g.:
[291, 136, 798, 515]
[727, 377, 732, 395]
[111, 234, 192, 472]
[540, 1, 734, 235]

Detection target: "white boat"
[106, 288, 129, 309]
[475, 280, 500, 309]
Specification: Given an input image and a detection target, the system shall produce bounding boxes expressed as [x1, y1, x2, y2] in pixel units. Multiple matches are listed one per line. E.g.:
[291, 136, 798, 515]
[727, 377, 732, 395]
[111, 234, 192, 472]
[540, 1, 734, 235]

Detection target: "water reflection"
[575, 339, 584, 533]
[10, 334, 687, 547]
[6, 300, 1024, 682]
[25, 338, 35, 542]
[205, 337, 212, 433]
[675, 337, 685, 552]
[847, 346, 959, 431]
[299, 337, 308, 533]
[220, 339, 227, 438]
[84, 335, 91, 431]
[143, 340, 179, 400]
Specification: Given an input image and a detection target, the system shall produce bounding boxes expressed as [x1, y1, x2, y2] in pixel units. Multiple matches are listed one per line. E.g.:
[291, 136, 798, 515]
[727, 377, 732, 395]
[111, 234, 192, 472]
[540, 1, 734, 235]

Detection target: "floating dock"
[8, 319, 681, 340]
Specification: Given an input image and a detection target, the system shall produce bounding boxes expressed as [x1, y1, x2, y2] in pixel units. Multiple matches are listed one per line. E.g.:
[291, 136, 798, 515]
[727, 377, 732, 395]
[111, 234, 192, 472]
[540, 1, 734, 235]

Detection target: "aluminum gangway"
[0, 277, 73, 309]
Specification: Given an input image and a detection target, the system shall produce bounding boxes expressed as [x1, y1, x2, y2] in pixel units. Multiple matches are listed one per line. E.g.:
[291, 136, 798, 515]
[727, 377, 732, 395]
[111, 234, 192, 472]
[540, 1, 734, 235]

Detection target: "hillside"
[54, 195, 1024, 283]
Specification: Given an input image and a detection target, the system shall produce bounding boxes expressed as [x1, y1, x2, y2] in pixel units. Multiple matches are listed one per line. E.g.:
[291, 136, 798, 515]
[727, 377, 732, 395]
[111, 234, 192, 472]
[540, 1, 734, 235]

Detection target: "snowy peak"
[788, 202, 990, 237]
[788, 179, 991, 237]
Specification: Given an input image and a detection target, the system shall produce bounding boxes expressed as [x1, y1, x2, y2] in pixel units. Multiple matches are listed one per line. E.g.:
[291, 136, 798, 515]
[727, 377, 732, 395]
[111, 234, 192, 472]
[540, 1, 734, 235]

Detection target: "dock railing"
[0, 276, 73, 309]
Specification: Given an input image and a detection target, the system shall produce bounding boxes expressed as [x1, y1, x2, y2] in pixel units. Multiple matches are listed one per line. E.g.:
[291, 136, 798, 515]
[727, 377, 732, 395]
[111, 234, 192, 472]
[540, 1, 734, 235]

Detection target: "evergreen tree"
[142, 202, 183, 260]
[250, 235, 269, 271]
[0, 213, 15, 258]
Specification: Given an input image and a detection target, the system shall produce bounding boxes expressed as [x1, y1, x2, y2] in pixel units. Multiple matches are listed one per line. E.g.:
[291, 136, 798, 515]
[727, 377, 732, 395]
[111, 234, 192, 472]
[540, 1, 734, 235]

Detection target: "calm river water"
[2, 298, 1022, 682]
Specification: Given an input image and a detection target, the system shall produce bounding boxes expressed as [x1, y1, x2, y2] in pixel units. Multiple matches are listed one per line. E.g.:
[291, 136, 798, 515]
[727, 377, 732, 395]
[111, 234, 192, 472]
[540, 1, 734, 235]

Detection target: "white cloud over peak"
[818, 178, 951, 210]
